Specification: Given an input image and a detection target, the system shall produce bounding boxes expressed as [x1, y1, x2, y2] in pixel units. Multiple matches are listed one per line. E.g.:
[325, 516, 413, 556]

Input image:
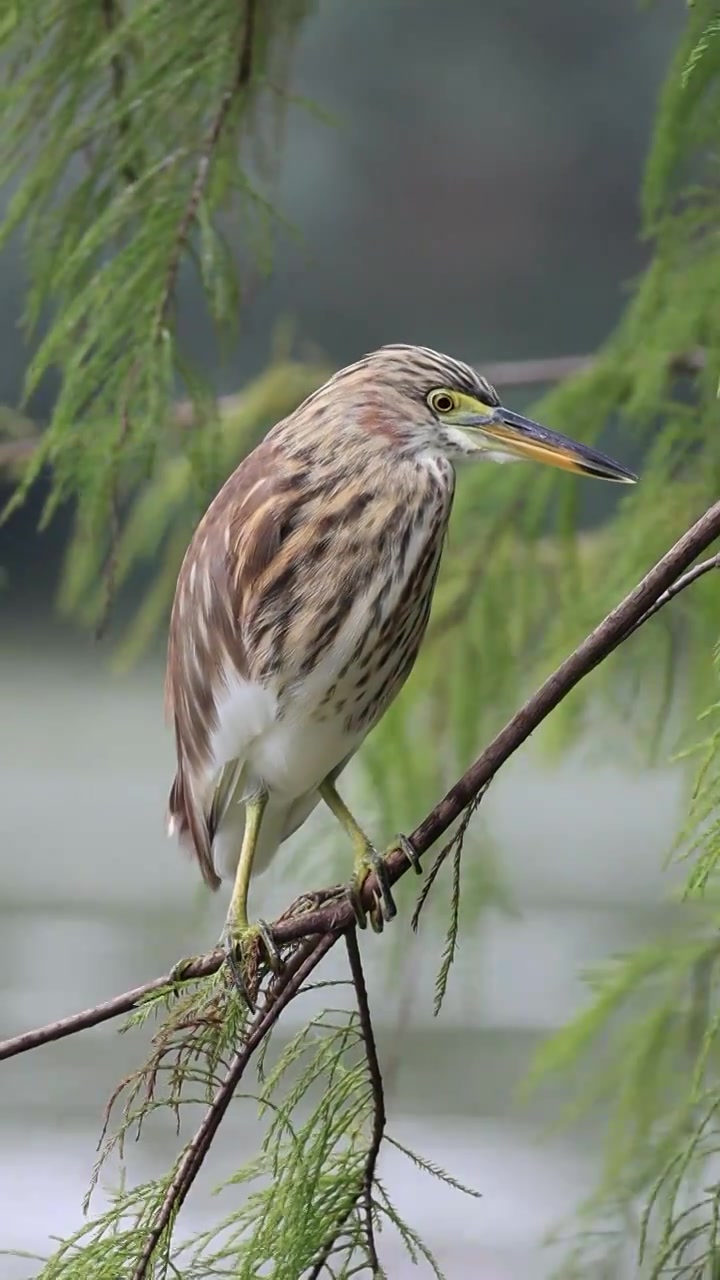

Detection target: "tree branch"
[346, 929, 385, 1276]
[93, 0, 259, 639]
[0, 347, 706, 474]
[152, 0, 257, 340]
[3, 498, 720, 1067]
[622, 551, 720, 639]
[480, 347, 704, 389]
[0, 951, 224, 1062]
[267, 496, 720, 941]
[308, 930, 386, 1278]
[131, 932, 335, 1280]
[100, 0, 137, 186]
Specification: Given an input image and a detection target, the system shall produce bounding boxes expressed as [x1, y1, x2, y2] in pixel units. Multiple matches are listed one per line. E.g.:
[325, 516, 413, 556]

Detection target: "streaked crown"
[318, 343, 500, 408]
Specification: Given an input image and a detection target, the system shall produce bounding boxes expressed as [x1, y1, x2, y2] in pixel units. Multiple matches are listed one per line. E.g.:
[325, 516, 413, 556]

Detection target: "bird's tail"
[167, 766, 221, 891]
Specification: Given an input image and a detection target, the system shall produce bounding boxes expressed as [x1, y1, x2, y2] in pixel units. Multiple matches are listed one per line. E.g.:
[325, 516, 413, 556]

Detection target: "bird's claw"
[346, 834, 419, 931]
[348, 846, 397, 933]
[223, 932, 256, 1008]
[169, 954, 198, 983]
[222, 919, 284, 1009]
[256, 917, 284, 975]
[395, 832, 422, 875]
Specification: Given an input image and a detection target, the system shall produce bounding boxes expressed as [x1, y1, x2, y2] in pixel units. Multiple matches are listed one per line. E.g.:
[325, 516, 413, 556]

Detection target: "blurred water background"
[0, 3, 689, 1276]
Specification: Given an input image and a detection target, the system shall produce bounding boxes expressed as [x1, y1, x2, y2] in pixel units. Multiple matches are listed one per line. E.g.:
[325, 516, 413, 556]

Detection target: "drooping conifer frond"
[0, 0, 319, 626]
[508, 4, 720, 1269]
[5, 0, 720, 1276]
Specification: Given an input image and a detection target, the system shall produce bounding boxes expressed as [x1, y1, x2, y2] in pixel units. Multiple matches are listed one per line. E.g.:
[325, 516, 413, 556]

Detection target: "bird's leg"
[318, 779, 396, 931]
[221, 790, 282, 1005]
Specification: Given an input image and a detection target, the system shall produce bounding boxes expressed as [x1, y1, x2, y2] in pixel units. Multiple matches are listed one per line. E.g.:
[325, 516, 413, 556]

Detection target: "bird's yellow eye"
[428, 389, 457, 415]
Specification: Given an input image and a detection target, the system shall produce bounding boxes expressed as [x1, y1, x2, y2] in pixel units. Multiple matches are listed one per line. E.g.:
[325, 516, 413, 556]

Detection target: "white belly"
[209, 659, 366, 883]
[212, 621, 371, 803]
[250, 707, 362, 799]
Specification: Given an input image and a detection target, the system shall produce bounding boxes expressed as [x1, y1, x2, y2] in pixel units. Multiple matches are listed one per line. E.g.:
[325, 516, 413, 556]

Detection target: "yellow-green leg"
[318, 778, 401, 931]
[222, 789, 281, 1004]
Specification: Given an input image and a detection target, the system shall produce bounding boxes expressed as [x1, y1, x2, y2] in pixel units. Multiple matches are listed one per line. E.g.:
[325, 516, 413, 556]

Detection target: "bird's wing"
[164, 437, 302, 887]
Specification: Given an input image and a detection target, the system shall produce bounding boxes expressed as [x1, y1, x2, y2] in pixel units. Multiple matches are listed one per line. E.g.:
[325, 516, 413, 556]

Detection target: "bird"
[165, 343, 636, 992]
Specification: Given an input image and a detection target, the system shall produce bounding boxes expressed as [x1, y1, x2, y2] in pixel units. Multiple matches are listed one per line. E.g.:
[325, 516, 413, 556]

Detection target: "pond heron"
[165, 344, 636, 991]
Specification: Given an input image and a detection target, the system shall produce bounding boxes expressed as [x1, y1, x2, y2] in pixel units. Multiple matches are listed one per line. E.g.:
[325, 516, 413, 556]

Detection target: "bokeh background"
[0, 2, 688, 1276]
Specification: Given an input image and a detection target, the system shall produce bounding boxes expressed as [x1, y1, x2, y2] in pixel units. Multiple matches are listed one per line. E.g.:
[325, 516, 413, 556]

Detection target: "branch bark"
[94, 0, 261, 639]
[308, 930, 386, 1279]
[0, 347, 705, 473]
[2, 497, 720, 1066]
[346, 929, 385, 1276]
[131, 933, 334, 1280]
[100, 0, 138, 186]
[3, 499, 720, 1279]
[151, 0, 257, 340]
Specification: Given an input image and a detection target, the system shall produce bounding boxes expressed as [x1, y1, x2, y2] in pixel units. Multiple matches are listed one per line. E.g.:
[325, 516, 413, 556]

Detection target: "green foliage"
[62, 354, 332, 663]
[5, 0, 720, 1275]
[5, 0, 718, 759]
[524, 646, 720, 1277]
[360, 9, 720, 1262]
[504, 6, 720, 1272]
[0, 0, 319, 624]
[677, 686, 720, 898]
[410, 791, 488, 1017]
[18, 972, 479, 1279]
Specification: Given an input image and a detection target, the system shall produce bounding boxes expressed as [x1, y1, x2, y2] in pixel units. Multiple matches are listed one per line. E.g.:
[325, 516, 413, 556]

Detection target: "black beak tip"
[591, 462, 638, 485]
[600, 466, 638, 485]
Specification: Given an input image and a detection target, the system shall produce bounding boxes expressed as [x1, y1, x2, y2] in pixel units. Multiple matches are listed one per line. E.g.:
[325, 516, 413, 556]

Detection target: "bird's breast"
[245, 485, 450, 797]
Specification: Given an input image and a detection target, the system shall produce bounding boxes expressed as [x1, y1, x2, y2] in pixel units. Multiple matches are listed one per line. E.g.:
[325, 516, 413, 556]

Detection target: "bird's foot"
[168, 953, 199, 983]
[346, 834, 420, 932]
[348, 844, 397, 934]
[222, 918, 283, 1009]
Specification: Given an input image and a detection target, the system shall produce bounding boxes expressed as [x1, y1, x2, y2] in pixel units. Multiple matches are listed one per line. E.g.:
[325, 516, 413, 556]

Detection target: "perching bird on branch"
[165, 343, 636, 992]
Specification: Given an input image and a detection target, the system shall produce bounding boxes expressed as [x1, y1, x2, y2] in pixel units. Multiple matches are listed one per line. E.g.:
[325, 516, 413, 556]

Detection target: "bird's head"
[325, 344, 637, 484]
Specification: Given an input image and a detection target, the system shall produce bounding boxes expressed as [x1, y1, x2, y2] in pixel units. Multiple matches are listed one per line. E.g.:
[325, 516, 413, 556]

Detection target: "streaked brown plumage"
[165, 344, 636, 982]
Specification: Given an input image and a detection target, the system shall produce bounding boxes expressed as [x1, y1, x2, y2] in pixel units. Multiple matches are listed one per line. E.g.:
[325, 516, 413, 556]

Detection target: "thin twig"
[411, 786, 488, 932]
[95, 490, 122, 640]
[96, 0, 258, 636]
[101, 0, 137, 185]
[346, 930, 385, 1276]
[0, 347, 707, 472]
[308, 931, 386, 1279]
[93, 0, 140, 638]
[0, 950, 224, 1062]
[622, 552, 720, 641]
[480, 347, 704, 389]
[131, 932, 334, 1280]
[152, 0, 257, 339]
[687, 943, 720, 1061]
[3, 499, 720, 1065]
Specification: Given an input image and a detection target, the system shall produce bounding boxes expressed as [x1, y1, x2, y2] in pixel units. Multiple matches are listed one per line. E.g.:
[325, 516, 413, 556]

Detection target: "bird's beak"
[468, 406, 637, 484]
